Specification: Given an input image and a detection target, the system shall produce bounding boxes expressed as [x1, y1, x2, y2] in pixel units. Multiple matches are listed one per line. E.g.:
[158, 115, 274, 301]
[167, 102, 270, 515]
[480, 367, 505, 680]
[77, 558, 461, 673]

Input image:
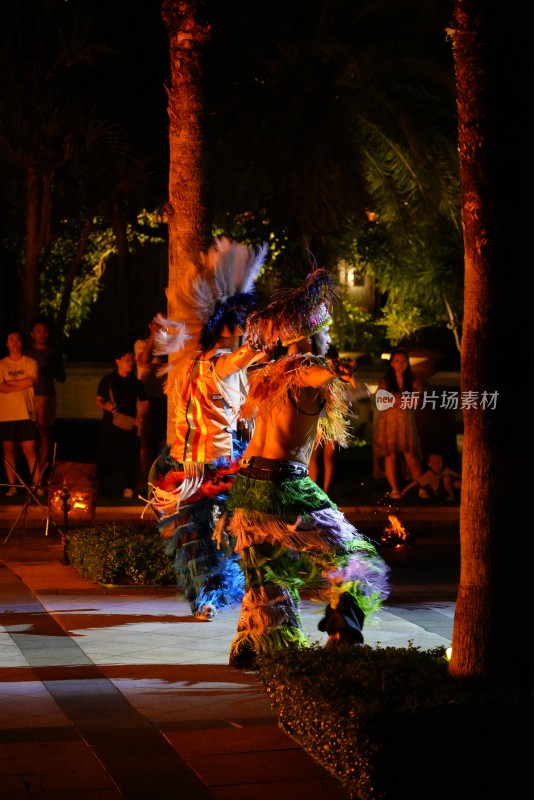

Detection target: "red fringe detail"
[153, 462, 241, 503]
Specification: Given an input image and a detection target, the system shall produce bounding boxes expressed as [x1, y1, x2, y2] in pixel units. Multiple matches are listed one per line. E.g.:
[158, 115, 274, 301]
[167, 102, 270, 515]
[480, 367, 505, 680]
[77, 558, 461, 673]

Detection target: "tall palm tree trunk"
[161, 0, 211, 440]
[450, 0, 534, 685]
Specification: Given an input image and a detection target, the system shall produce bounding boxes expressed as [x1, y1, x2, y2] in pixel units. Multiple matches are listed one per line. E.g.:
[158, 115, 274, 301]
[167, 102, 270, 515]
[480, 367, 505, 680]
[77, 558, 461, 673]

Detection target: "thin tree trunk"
[52, 216, 95, 349]
[111, 200, 132, 343]
[450, 0, 534, 685]
[23, 167, 52, 330]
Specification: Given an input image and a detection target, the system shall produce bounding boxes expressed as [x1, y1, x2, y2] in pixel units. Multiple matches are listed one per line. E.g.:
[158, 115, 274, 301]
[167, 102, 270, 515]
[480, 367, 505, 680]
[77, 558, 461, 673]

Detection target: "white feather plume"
[204, 237, 268, 303]
[159, 237, 268, 393]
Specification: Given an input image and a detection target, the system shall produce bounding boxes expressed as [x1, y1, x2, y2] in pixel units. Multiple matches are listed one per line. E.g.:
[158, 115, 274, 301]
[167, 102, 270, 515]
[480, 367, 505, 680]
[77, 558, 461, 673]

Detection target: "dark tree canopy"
[0, 0, 461, 359]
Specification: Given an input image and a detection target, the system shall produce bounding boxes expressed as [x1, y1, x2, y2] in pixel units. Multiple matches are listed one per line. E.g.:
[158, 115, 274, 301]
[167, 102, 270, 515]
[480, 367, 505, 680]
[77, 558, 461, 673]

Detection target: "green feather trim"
[230, 626, 309, 660]
[226, 473, 334, 517]
[338, 582, 385, 622]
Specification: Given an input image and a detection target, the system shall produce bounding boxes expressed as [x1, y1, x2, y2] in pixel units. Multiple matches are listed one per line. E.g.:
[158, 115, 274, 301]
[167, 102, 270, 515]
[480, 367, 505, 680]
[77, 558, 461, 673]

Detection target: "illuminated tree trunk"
[450, 0, 534, 685]
[161, 0, 211, 440]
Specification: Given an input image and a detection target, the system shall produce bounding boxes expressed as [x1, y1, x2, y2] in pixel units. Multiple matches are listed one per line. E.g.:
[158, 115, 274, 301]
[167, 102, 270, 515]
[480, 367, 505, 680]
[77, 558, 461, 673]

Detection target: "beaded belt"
[238, 456, 308, 479]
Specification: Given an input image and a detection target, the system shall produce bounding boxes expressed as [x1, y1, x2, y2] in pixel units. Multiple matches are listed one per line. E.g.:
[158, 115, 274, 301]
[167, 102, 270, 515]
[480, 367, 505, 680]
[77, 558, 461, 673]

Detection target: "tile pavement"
[0, 509, 456, 799]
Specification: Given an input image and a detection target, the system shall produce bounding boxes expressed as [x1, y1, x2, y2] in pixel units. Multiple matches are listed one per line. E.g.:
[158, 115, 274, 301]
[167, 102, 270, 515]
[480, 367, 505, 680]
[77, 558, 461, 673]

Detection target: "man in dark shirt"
[95, 347, 149, 498]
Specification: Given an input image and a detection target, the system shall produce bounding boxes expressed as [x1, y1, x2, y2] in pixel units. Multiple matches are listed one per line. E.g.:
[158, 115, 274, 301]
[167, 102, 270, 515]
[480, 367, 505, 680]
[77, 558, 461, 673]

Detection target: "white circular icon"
[375, 389, 395, 411]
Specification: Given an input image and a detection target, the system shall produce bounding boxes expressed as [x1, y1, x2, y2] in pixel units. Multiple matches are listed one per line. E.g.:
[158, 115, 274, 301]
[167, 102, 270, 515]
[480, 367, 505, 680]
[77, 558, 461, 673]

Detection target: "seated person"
[401, 452, 461, 501]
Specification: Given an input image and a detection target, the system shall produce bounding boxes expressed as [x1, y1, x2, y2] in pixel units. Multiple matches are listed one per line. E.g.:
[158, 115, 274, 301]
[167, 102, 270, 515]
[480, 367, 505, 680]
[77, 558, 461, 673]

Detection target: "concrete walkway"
[0, 523, 456, 799]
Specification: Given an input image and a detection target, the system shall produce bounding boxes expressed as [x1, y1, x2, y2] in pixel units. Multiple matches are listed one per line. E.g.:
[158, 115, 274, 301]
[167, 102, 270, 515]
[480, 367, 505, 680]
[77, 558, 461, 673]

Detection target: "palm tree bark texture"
[161, 0, 212, 442]
[450, 0, 534, 685]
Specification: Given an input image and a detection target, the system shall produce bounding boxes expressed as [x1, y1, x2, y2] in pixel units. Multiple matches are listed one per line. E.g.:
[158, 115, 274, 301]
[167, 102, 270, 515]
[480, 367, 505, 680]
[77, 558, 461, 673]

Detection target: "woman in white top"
[0, 331, 39, 495]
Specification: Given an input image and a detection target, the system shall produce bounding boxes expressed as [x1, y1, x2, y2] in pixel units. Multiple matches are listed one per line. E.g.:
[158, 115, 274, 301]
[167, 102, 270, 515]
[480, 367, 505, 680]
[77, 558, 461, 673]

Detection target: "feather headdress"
[154, 237, 268, 391]
[246, 268, 338, 350]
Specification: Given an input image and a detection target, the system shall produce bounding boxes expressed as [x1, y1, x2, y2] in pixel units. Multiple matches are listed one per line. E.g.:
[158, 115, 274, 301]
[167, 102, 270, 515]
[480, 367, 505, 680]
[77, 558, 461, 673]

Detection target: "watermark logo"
[375, 389, 395, 411]
[374, 389, 499, 411]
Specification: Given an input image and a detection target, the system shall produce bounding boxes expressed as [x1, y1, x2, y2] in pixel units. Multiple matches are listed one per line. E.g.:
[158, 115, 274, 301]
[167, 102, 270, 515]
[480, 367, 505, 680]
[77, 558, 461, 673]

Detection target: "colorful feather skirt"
[150, 447, 245, 614]
[222, 469, 390, 665]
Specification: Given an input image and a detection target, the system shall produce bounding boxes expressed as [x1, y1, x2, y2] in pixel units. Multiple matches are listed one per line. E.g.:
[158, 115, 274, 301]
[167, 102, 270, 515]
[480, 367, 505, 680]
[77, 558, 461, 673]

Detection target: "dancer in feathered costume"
[215, 269, 390, 667]
[149, 237, 269, 620]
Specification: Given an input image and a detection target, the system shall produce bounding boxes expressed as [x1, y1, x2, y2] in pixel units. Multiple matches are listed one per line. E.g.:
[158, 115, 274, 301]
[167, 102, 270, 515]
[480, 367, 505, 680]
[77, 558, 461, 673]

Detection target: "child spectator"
[401, 452, 461, 501]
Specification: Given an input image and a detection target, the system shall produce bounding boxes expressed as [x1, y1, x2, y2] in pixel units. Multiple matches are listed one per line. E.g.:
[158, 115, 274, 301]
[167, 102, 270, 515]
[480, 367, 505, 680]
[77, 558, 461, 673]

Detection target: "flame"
[381, 514, 410, 548]
[49, 490, 95, 522]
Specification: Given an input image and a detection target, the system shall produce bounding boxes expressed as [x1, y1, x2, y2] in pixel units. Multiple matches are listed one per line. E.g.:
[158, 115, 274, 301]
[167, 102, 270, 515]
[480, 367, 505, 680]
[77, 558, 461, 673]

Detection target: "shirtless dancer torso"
[244, 330, 338, 466]
[222, 326, 390, 668]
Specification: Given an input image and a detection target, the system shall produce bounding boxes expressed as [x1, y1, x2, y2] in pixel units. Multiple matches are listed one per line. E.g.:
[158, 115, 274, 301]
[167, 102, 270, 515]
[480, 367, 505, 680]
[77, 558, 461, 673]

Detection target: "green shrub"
[258, 644, 533, 799]
[67, 523, 175, 586]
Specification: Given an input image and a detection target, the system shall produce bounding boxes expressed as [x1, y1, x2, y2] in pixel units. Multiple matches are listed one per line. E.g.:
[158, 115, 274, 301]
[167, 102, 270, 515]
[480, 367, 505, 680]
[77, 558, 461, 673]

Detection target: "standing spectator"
[308, 343, 340, 494]
[0, 331, 39, 496]
[308, 439, 337, 493]
[372, 347, 423, 499]
[95, 347, 149, 498]
[134, 314, 167, 487]
[25, 317, 66, 492]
